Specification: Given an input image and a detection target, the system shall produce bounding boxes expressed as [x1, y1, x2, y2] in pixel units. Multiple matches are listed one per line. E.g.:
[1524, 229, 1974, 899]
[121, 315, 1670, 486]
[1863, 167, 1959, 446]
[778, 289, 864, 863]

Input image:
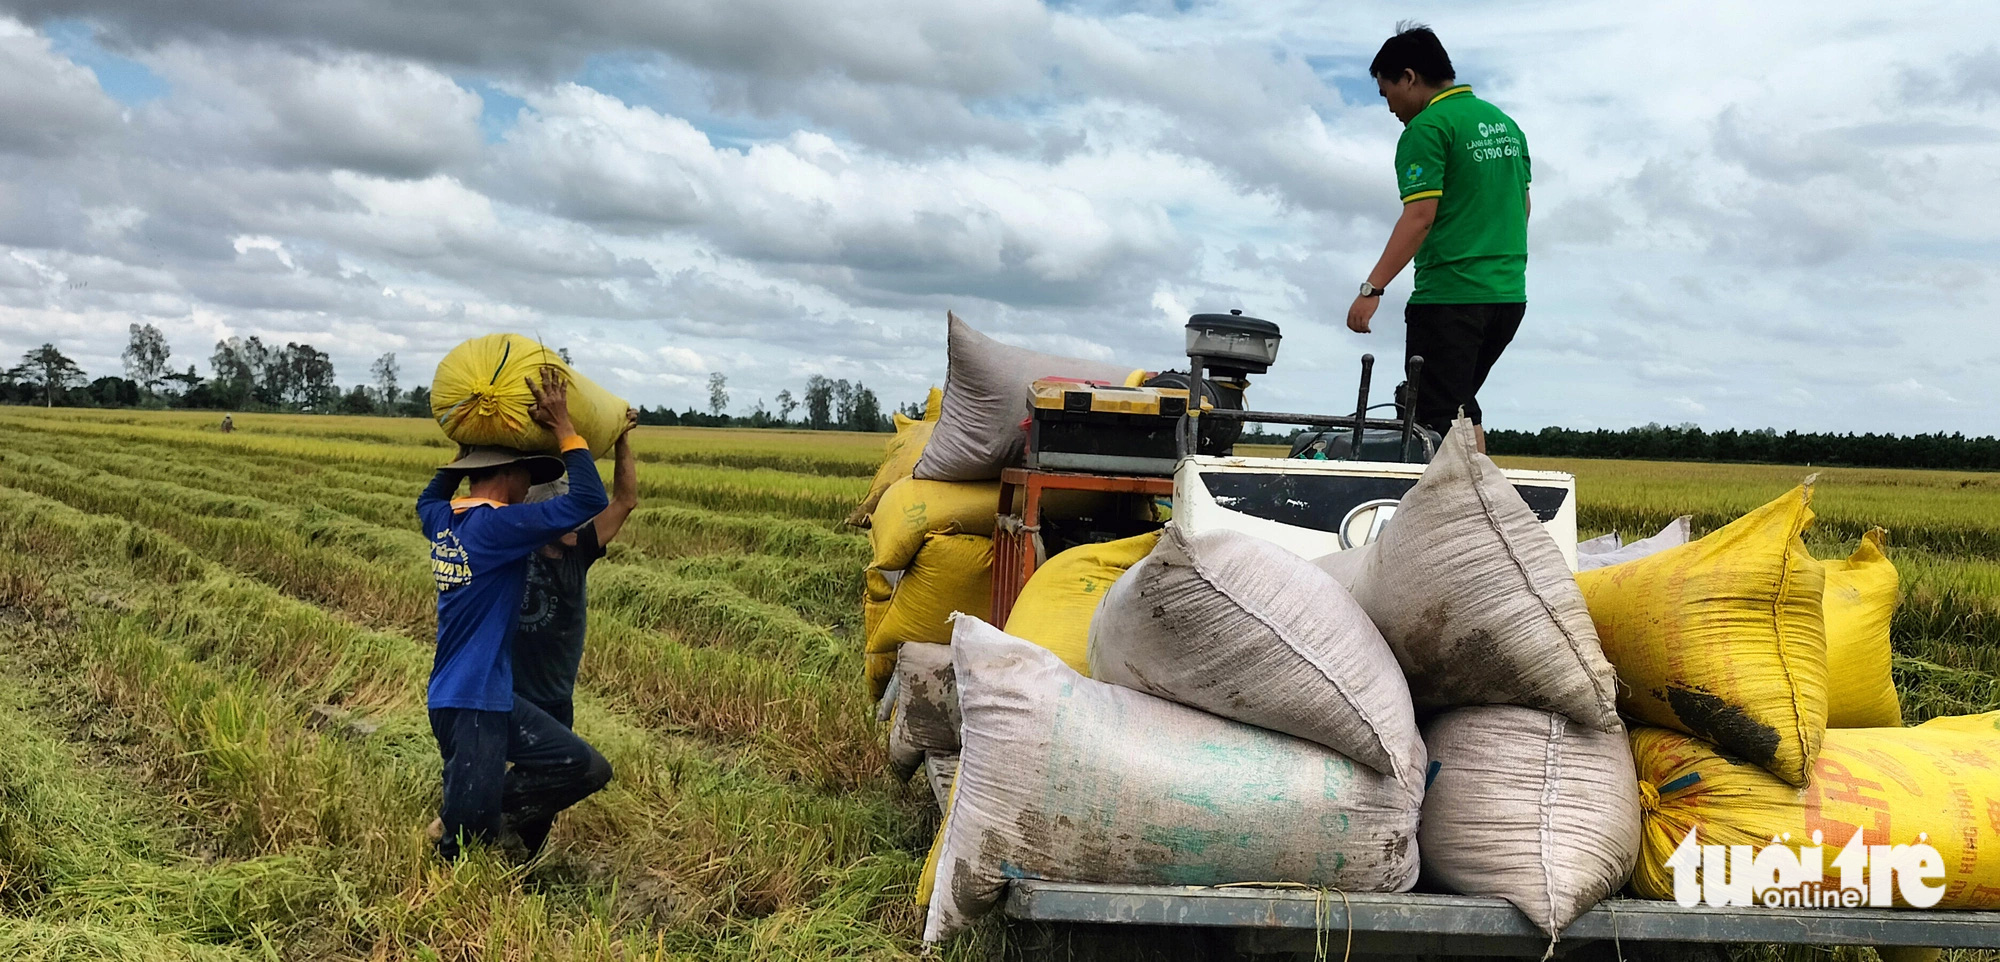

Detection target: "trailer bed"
[1003, 880, 2000, 958]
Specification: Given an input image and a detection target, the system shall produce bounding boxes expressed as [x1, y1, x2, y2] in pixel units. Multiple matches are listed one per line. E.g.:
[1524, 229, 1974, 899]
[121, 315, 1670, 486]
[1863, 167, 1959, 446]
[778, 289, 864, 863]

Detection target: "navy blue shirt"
[417, 443, 608, 712]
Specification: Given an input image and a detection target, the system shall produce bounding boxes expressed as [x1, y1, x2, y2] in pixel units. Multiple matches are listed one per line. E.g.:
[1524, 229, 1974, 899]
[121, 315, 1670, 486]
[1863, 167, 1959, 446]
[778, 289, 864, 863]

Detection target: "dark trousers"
[512, 697, 575, 854]
[1404, 301, 1526, 437]
[430, 696, 610, 860]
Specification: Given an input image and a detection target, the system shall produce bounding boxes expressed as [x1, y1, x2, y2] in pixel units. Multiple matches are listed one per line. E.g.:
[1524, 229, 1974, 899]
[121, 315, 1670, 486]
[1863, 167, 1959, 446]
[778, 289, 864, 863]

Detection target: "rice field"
[0, 407, 1992, 961]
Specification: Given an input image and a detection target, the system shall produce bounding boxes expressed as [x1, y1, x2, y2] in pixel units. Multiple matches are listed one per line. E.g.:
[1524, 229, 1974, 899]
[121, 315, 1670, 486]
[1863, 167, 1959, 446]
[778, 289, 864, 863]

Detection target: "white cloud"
[0, 3, 1992, 431]
[0, 17, 120, 155]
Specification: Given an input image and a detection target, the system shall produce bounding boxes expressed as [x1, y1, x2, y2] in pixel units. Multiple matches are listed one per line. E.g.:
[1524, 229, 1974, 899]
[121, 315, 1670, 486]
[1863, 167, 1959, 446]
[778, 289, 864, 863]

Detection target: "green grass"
[0, 407, 1990, 961]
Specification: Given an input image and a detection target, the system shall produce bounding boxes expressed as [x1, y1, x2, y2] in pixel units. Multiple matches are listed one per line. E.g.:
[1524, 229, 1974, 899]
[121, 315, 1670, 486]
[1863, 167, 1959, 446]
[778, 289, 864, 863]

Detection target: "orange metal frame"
[990, 467, 1174, 626]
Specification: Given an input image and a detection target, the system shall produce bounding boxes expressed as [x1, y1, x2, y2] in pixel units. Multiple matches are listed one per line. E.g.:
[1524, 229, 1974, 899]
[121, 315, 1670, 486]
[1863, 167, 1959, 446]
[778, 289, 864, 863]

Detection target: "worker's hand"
[1346, 294, 1379, 334]
[525, 366, 576, 437]
[614, 408, 637, 453]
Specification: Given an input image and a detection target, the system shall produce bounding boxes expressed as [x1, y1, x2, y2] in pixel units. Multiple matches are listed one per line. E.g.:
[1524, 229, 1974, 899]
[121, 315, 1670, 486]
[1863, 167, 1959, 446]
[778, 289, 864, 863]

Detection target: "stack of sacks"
[1575, 487, 1974, 904]
[1309, 419, 1637, 941]
[1575, 503, 1901, 732]
[861, 478, 999, 696]
[1577, 481, 1830, 784]
[859, 311, 1139, 697]
[845, 387, 943, 528]
[924, 615, 1422, 941]
[883, 529, 1162, 781]
[906, 531, 1163, 907]
[1631, 715, 2000, 907]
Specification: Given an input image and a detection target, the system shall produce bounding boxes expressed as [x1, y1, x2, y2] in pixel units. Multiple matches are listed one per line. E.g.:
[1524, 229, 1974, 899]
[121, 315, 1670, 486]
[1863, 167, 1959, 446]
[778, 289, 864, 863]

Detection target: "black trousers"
[513, 697, 575, 855]
[1404, 301, 1526, 438]
[430, 696, 610, 860]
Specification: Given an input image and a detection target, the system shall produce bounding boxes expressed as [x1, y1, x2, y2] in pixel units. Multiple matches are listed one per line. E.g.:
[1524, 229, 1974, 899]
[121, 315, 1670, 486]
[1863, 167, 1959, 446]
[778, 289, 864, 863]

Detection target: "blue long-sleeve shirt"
[418, 439, 610, 711]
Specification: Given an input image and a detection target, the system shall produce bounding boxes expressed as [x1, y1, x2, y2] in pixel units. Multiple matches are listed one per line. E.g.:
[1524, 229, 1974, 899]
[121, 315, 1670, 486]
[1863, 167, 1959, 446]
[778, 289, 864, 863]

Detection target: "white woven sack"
[1315, 418, 1620, 731]
[912, 312, 1133, 481]
[1088, 524, 1423, 783]
[1575, 516, 1693, 571]
[1420, 706, 1640, 940]
[925, 615, 1421, 942]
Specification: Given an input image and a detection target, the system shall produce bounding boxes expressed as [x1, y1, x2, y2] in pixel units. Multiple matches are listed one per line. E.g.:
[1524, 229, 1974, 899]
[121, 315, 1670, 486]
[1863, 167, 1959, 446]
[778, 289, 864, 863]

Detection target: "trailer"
[912, 313, 2000, 959]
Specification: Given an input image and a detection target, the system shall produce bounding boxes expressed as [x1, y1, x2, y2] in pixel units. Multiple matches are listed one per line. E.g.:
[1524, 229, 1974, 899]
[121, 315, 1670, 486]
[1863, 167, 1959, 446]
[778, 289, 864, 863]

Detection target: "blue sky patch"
[43, 18, 167, 106]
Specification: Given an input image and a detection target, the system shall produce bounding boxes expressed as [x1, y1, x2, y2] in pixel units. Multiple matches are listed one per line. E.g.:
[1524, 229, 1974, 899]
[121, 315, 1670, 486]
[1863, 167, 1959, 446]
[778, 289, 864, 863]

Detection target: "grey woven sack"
[1420, 705, 1640, 940]
[1316, 418, 1621, 731]
[912, 312, 1132, 481]
[1089, 524, 1423, 784]
[925, 615, 1421, 942]
[884, 641, 959, 779]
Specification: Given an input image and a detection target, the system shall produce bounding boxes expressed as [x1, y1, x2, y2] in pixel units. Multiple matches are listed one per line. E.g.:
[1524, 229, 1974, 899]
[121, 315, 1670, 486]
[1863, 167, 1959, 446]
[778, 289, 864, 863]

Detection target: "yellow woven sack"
[847, 415, 937, 528]
[1631, 715, 2000, 907]
[867, 479, 1001, 573]
[866, 534, 992, 696]
[863, 567, 894, 648]
[432, 333, 629, 456]
[917, 774, 956, 910]
[1004, 530, 1160, 675]
[923, 385, 943, 421]
[1823, 528, 1901, 728]
[1577, 482, 1828, 786]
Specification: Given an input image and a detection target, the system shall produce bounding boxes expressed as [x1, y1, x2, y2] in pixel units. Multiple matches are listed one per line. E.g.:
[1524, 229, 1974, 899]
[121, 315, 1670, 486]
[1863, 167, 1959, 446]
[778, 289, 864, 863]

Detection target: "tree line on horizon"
[12, 329, 1994, 463]
[1484, 423, 2000, 472]
[0, 327, 901, 432]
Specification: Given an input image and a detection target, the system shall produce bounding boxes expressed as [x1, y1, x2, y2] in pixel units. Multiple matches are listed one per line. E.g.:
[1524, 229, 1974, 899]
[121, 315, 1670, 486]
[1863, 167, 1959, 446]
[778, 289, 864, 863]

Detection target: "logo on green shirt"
[1404, 163, 1424, 183]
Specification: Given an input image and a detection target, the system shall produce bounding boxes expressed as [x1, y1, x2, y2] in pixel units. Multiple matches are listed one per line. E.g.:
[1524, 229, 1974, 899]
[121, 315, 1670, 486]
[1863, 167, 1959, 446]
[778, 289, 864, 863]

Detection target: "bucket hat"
[442, 445, 566, 486]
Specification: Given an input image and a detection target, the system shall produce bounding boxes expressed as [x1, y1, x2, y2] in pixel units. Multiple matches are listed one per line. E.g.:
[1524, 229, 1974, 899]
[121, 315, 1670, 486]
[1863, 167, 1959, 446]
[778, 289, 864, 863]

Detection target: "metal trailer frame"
[1181, 352, 1424, 461]
[990, 467, 1173, 626]
[1004, 881, 2000, 958]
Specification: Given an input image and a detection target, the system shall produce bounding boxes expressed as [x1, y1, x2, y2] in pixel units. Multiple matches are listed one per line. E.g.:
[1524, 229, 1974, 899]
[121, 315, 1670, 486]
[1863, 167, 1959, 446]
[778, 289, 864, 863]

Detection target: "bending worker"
[509, 405, 640, 855]
[418, 368, 613, 860]
[1347, 23, 1531, 453]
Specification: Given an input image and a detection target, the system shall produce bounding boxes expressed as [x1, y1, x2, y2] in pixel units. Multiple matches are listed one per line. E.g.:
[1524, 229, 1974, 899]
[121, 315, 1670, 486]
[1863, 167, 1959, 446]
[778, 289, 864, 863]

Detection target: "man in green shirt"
[1346, 24, 1530, 452]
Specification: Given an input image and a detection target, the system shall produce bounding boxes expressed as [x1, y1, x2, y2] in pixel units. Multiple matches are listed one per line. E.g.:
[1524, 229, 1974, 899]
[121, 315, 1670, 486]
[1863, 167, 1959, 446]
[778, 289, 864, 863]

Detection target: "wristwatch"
[1358, 281, 1385, 297]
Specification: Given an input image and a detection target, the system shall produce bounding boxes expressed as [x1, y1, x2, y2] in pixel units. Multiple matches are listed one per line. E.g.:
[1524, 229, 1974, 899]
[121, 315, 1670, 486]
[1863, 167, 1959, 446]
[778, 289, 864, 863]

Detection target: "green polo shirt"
[1393, 85, 1530, 304]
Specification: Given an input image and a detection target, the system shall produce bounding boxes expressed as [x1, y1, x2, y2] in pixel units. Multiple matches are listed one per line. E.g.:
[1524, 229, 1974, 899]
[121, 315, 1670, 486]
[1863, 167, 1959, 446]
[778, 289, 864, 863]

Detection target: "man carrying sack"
[417, 367, 614, 860]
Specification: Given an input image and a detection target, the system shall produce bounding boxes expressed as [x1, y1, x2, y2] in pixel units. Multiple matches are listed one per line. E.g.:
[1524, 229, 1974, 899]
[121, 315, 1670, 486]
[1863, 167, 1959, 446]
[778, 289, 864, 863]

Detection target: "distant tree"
[400, 384, 432, 418]
[122, 323, 172, 393]
[848, 383, 882, 432]
[747, 397, 773, 428]
[707, 372, 729, 417]
[9, 343, 86, 407]
[370, 352, 400, 408]
[339, 383, 376, 415]
[775, 389, 797, 424]
[86, 375, 141, 407]
[209, 338, 256, 409]
[558, 347, 573, 365]
[897, 398, 924, 420]
[160, 364, 203, 398]
[832, 379, 854, 427]
[280, 343, 337, 411]
[803, 375, 833, 430]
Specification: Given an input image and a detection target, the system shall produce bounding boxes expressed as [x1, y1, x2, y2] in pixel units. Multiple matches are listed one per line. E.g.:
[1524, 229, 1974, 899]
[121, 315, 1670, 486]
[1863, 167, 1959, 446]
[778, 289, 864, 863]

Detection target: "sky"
[0, 0, 1995, 433]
